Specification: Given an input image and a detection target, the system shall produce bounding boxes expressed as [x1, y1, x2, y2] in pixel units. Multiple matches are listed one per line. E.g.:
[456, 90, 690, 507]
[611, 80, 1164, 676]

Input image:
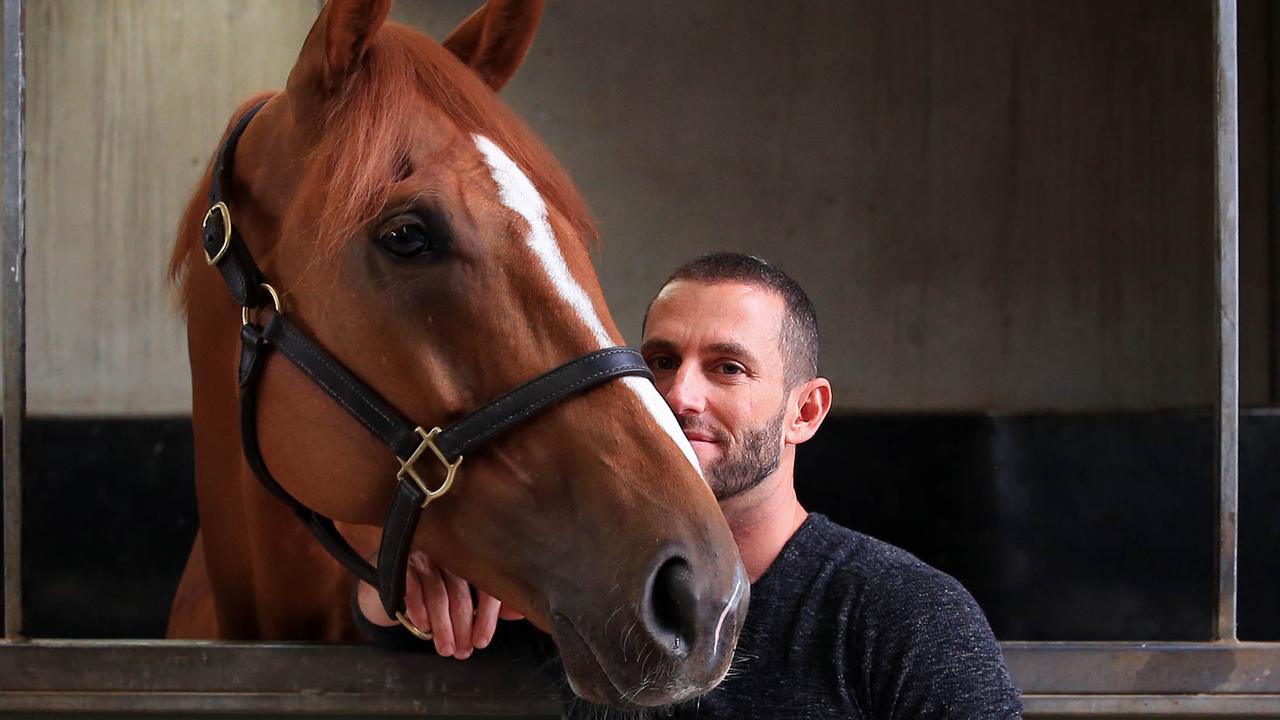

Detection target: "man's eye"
[717, 363, 745, 375]
[648, 356, 677, 372]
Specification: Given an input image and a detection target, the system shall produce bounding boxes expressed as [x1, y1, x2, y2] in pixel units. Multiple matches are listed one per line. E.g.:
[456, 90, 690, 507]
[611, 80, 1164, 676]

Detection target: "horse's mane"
[169, 21, 597, 313]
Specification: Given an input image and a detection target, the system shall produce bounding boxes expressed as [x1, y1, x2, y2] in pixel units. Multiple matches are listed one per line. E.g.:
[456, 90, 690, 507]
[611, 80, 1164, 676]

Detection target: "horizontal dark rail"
[2, 640, 1280, 716]
[1021, 695, 1280, 716]
[0, 640, 563, 715]
[1002, 642, 1280, 694]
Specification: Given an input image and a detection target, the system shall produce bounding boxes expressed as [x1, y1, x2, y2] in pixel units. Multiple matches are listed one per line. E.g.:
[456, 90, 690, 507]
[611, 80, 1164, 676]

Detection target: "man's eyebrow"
[706, 342, 758, 365]
[640, 337, 678, 354]
[640, 338, 760, 366]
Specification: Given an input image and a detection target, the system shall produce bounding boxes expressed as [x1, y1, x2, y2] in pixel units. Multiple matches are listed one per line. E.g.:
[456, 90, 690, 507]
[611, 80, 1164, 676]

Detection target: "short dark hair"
[645, 252, 819, 387]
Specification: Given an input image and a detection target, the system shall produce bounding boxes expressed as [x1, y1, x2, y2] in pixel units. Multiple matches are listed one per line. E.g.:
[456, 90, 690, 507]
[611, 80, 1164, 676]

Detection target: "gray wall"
[25, 1, 318, 414]
[22, 1, 1273, 414]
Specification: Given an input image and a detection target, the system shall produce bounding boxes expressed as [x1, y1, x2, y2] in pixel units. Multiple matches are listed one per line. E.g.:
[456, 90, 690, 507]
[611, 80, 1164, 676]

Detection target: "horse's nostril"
[649, 557, 697, 655]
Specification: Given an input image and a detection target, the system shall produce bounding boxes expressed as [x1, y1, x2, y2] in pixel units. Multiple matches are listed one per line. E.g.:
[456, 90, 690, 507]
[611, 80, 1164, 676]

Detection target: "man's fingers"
[443, 569, 476, 659]
[419, 557, 456, 657]
[356, 549, 509, 659]
[473, 591, 502, 649]
[403, 562, 431, 635]
[391, 551, 492, 660]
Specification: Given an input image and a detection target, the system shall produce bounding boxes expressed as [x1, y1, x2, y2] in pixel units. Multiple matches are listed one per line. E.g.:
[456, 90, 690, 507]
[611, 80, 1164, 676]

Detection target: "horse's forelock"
[315, 22, 598, 260]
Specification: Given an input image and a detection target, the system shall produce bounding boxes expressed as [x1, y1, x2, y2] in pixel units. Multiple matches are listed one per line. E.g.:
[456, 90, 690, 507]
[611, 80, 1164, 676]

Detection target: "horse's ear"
[443, 0, 545, 91]
[288, 0, 392, 108]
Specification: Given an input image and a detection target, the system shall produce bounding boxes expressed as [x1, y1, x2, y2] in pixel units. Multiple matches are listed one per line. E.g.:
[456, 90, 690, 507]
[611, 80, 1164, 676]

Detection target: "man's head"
[641, 253, 831, 501]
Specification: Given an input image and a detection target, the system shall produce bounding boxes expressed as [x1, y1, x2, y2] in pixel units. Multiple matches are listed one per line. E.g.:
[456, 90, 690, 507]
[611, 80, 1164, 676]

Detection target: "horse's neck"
[195, 400, 366, 640]
[187, 295, 365, 641]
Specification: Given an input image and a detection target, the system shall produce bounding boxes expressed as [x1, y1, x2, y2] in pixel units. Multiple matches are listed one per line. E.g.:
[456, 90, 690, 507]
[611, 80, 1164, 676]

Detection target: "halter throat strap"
[204, 99, 655, 626]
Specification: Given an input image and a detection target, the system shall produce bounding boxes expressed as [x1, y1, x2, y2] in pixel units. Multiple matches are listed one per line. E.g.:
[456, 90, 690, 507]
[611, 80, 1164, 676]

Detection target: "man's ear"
[443, 0, 545, 91]
[785, 378, 832, 446]
[287, 0, 392, 117]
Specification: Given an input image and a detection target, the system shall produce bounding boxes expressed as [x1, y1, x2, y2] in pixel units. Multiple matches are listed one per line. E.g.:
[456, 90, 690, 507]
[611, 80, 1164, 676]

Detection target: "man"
[358, 253, 1023, 718]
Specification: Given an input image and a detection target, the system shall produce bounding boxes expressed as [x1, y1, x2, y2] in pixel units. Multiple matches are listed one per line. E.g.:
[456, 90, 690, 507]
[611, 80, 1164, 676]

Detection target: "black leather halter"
[200, 99, 654, 637]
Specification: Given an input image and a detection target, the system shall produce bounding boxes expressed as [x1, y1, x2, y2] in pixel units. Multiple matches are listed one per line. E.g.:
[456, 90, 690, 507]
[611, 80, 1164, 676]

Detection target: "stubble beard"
[680, 405, 786, 502]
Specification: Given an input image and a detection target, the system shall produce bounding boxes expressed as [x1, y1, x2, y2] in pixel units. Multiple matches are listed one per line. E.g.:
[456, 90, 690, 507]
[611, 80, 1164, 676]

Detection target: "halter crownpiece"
[203, 99, 655, 639]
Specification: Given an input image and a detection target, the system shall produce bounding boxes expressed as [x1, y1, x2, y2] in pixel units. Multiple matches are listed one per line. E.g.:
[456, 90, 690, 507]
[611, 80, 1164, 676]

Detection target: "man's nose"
[662, 364, 707, 415]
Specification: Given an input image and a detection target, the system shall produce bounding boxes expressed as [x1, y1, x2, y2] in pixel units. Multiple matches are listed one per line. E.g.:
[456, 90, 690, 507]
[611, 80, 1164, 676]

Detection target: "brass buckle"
[395, 611, 433, 642]
[241, 283, 283, 326]
[203, 202, 233, 266]
[397, 426, 462, 508]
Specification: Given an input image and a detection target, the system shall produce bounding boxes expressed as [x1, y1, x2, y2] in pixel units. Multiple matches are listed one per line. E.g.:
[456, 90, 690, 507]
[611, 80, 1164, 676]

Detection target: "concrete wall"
[24, 0, 319, 415]
[21, 0, 1272, 414]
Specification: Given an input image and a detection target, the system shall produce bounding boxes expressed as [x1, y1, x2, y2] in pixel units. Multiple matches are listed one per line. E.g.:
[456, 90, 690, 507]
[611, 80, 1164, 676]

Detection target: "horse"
[164, 0, 748, 708]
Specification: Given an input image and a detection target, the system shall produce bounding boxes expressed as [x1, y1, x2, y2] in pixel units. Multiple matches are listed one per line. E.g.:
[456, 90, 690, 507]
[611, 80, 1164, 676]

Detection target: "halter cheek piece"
[202, 99, 654, 639]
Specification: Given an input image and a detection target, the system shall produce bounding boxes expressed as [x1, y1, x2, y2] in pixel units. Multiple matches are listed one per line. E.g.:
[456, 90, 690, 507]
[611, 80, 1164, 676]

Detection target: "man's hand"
[356, 550, 521, 658]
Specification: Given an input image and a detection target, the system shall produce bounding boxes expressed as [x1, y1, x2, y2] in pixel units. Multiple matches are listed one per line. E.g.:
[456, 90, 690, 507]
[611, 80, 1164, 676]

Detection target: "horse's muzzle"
[551, 554, 750, 708]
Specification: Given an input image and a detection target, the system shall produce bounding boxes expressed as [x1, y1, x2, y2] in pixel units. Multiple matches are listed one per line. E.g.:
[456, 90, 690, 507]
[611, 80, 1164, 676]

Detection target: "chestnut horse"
[165, 0, 747, 707]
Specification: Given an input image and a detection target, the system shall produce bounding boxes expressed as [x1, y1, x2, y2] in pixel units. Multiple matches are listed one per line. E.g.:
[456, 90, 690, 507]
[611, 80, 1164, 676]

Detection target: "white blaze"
[473, 134, 701, 475]
[621, 376, 701, 473]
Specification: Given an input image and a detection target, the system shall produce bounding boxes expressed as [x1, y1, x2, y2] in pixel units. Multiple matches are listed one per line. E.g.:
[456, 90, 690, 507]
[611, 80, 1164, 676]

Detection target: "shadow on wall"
[4, 412, 1278, 641]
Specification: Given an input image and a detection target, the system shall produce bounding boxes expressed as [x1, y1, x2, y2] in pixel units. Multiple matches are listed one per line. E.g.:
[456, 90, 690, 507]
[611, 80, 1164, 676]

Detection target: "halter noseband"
[201, 99, 654, 638]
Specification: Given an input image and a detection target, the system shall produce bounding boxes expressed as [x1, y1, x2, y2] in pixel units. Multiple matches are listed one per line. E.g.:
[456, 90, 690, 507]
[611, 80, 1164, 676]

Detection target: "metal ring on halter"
[202, 201, 233, 266]
[241, 283, 283, 326]
[395, 611, 433, 641]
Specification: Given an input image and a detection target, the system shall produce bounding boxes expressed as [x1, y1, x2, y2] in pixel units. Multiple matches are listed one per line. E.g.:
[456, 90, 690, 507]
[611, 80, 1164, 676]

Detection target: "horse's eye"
[377, 223, 439, 259]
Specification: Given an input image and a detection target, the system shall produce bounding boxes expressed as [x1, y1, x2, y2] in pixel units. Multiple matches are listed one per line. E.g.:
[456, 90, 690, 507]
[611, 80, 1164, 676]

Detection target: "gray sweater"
[565, 513, 1022, 719]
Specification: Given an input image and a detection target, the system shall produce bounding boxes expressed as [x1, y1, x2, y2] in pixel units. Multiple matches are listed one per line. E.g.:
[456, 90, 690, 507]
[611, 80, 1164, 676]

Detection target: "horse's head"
[173, 0, 747, 707]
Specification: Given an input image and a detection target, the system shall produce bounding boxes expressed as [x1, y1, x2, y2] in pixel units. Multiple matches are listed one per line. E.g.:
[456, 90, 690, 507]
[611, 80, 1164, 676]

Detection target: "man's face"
[641, 280, 791, 500]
